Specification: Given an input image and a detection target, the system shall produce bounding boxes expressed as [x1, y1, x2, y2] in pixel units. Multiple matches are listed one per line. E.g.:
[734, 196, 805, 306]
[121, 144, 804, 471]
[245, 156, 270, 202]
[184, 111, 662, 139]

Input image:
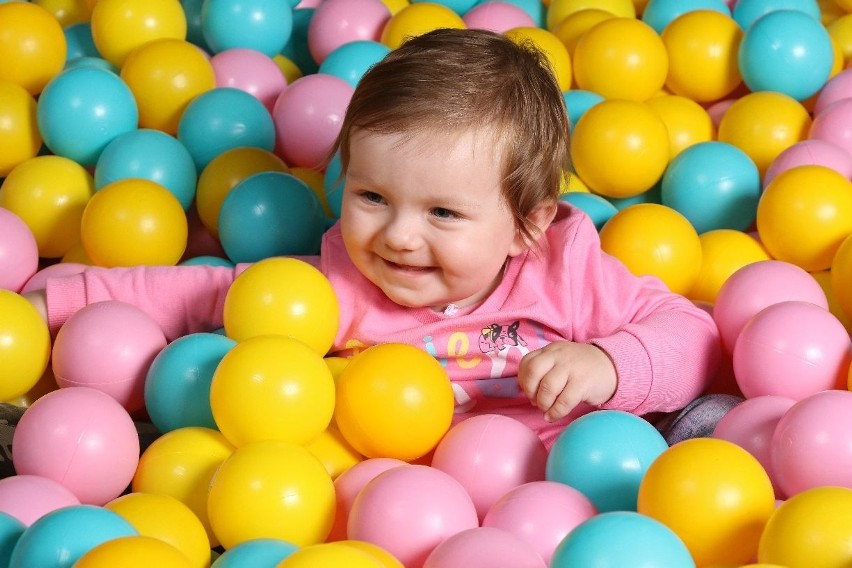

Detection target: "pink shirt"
[45, 203, 720, 447]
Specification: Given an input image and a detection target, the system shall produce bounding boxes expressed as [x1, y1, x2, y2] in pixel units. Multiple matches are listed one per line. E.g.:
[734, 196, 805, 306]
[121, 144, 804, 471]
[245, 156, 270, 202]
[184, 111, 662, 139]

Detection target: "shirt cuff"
[590, 330, 653, 412]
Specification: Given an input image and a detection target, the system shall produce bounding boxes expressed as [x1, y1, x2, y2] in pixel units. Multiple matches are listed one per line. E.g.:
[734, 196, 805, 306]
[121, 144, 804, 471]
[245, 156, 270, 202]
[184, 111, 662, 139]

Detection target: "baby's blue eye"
[362, 191, 384, 204]
[432, 207, 458, 219]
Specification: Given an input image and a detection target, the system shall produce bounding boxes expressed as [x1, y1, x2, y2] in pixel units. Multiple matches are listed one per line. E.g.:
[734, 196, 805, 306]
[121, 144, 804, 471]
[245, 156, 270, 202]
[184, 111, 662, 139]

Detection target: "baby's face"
[339, 129, 529, 311]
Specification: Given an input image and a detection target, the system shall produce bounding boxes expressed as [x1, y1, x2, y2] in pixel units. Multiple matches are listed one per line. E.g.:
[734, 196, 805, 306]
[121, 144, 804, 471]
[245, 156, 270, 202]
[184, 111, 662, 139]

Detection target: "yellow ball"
[504, 26, 572, 92]
[0, 81, 42, 177]
[133, 427, 235, 549]
[831, 233, 852, 324]
[34, 0, 92, 27]
[662, 10, 743, 103]
[573, 17, 668, 101]
[0, 3, 66, 96]
[546, 0, 634, 31]
[105, 492, 211, 568]
[637, 438, 776, 567]
[812, 269, 852, 335]
[196, 147, 288, 238]
[210, 335, 335, 447]
[717, 91, 811, 177]
[272, 53, 303, 84]
[380, 3, 465, 50]
[206, 440, 336, 549]
[339, 540, 405, 568]
[829, 13, 852, 67]
[758, 486, 852, 567]
[74, 536, 193, 568]
[334, 343, 455, 461]
[81, 178, 188, 267]
[290, 166, 333, 217]
[757, 165, 852, 272]
[90, 0, 187, 67]
[305, 427, 363, 480]
[571, 99, 670, 198]
[1, 155, 94, 258]
[120, 38, 216, 136]
[645, 94, 715, 160]
[599, 203, 702, 295]
[223, 257, 340, 355]
[687, 229, 771, 305]
[0, 290, 51, 402]
[278, 543, 385, 568]
[379, 0, 410, 15]
[553, 9, 617, 58]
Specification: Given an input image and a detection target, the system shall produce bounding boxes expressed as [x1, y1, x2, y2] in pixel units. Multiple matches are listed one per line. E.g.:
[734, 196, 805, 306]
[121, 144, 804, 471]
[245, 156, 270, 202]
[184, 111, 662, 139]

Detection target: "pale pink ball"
[210, 48, 287, 112]
[424, 526, 547, 568]
[763, 138, 852, 187]
[809, 97, 852, 157]
[463, 2, 536, 33]
[813, 67, 852, 115]
[0, 475, 81, 526]
[307, 0, 390, 64]
[21, 262, 88, 294]
[0, 207, 38, 293]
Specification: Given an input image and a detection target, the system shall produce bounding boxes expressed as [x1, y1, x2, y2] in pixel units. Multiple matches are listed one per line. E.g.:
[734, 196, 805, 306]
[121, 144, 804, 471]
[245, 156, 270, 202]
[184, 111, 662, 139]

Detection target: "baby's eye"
[431, 207, 459, 220]
[360, 191, 385, 205]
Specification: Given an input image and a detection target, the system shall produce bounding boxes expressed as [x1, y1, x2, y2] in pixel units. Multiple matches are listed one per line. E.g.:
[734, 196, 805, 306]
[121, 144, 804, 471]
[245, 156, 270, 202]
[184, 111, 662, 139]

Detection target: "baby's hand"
[518, 341, 617, 422]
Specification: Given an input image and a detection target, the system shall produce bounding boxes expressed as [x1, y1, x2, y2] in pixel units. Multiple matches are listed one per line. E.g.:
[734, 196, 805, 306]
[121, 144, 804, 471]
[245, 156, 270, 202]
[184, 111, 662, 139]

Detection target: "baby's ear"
[508, 201, 558, 257]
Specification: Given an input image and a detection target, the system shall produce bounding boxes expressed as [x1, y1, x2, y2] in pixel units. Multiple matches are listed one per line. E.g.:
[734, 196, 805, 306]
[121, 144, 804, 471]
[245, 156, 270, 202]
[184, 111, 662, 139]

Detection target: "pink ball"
[763, 139, 852, 187]
[771, 390, 852, 497]
[423, 526, 547, 568]
[210, 48, 287, 112]
[21, 262, 88, 294]
[809, 98, 852, 157]
[463, 2, 536, 33]
[713, 260, 828, 353]
[712, 395, 796, 497]
[0, 475, 81, 526]
[12, 387, 140, 506]
[0, 207, 38, 293]
[482, 480, 597, 565]
[705, 97, 737, 128]
[348, 465, 479, 568]
[733, 301, 851, 400]
[430, 414, 547, 521]
[307, 0, 390, 64]
[272, 73, 354, 169]
[51, 300, 167, 412]
[328, 457, 409, 541]
[813, 67, 852, 115]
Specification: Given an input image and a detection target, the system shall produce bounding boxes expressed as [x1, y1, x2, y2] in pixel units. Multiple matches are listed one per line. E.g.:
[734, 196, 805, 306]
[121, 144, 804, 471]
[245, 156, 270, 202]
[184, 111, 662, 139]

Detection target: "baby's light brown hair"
[333, 27, 571, 243]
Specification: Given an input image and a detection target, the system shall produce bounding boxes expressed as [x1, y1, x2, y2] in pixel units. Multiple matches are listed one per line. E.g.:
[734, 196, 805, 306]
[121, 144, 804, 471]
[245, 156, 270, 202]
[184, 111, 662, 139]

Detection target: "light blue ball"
[219, 171, 328, 262]
[738, 9, 833, 101]
[606, 183, 661, 210]
[211, 538, 299, 567]
[178, 87, 276, 173]
[560, 192, 617, 231]
[9, 505, 138, 568]
[95, 129, 198, 210]
[145, 332, 237, 433]
[641, 0, 730, 34]
[281, 8, 319, 75]
[324, 151, 344, 219]
[201, 0, 294, 57]
[63, 56, 118, 74]
[661, 141, 761, 234]
[36, 66, 138, 167]
[562, 90, 603, 133]
[63, 23, 98, 61]
[0, 512, 25, 568]
[413, 0, 478, 16]
[732, 0, 821, 30]
[319, 40, 391, 88]
[546, 410, 669, 512]
[180, 255, 236, 267]
[550, 511, 696, 568]
[182, 0, 212, 52]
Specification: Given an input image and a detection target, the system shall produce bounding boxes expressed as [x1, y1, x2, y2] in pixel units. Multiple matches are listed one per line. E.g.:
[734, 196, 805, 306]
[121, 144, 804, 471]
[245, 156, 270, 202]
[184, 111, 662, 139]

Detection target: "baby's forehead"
[350, 126, 508, 161]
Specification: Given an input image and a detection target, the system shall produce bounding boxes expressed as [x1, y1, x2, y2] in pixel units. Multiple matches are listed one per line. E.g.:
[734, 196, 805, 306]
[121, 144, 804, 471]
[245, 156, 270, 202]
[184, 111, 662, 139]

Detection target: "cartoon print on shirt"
[479, 321, 531, 378]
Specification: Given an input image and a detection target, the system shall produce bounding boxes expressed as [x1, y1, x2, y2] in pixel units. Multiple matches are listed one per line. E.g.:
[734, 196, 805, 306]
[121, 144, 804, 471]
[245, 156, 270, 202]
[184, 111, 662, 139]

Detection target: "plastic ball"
[559, 192, 617, 231]
[278, 542, 386, 568]
[90, 0, 186, 67]
[645, 95, 715, 161]
[206, 440, 336, 549]
[562, 89, 604, 133]
[105, 493, 210, 568]
[9, 505, 138, 568]
[0, 3, 66, 96]
[739, 9, 833, 101]
[12, 387, 140, 505]
[379, 3, 466, 50]
[0, 82, 42, 177]
[145, 332, 236, 434]
[201, 0, 294, 56]
[195, 146, 288, 238]
[120, 38, 216, 136]
[641, 0, 730, 34]
[272, 73, 354, 169]
[764, 139, 852, 187]
[599, 203, 703, 295]
[64, 22, 99, 61]
[713, 260, 828, 353]
[177, 87, 276, 173]
[334, 343, 455, 461]
[687, 229, 771, 305]
[348, 465, 479, 568]
[81, 178, 189, 267]
[0, 290, 50, 401]
[545, 0, 635, 31]
[74, 535, 193, 568]
[281, 7, 319, 76]
[423, 527, 546, 568]
[550, 511, 695, 568]
[757, 164, 852, 271]
[304, 427, 363, 479]
[810, 98, 852, 158]
[218, 171, 327, 262]
[36, 66, 138, 167]
[210, 538, 298, 567]
[0, 208, 37, 292]
[210, 48, 287, 112]
[545, 410, 669, 513]
[812, 268, 852, 335]
[339, 540, 406, 568]
[832, 233, 852, 322]
[0, 475, 80, 527]
[504, 27, 572, 92]
[572, 17, 668, 102]
[758, 486, 852, 567]
[732, 0, 822, 31]
[431, 414, 547, 521]
[307, 0, 390, 65]
[51, 300, 168, 411]
[463, 1, 536, 33]
[661, 140, 760, 234]
[716, 91, 811, 177]
[637, 438, 776, 566]
[318, 40, 391, 88]
[0, 511, 24, 567]
[222, 256, 340, 354]
[813, 67, 852, 115]
[324, 151, 345, 218]
[552, 9, 616, 57]
[132, 427, 235, 548]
